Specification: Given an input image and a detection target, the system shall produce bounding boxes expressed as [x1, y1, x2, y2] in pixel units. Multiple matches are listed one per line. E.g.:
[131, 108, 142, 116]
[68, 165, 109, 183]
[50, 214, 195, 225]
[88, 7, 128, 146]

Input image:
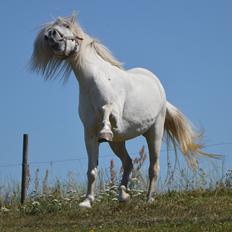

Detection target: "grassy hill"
[1, 148, 231, 231]
[1, 188, 232, 232]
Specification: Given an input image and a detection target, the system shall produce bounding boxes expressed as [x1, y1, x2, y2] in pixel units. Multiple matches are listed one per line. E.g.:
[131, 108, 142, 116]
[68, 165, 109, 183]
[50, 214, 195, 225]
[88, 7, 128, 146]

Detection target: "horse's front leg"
[98, 104, 114, 143]
[79, 130, 99, 208]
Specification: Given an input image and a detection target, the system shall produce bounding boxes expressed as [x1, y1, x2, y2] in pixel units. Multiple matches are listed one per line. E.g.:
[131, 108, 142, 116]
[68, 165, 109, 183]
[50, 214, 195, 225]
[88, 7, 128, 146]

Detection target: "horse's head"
[44, 16, 83, 58]
[30, 15, 84, 80]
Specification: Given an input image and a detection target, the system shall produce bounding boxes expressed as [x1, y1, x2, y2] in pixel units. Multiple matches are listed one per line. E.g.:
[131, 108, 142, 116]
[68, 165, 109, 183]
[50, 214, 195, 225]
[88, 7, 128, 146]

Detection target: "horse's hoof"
[119, 192, 130, 202]
[79, 199, 92, 209]
[147, 197, 155, 204]
[98, 132, 113, 143]
[119, 185, 130, 202]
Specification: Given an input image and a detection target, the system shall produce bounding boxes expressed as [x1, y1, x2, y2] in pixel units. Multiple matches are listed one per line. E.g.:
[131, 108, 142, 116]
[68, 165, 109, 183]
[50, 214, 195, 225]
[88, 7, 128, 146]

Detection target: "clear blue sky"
[0, 1, 231, 184]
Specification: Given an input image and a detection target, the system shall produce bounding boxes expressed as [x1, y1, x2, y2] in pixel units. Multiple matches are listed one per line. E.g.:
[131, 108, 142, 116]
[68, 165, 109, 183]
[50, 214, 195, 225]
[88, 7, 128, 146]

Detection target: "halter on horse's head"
[30, 15, 87, 80]
[44, 16, 83, 58]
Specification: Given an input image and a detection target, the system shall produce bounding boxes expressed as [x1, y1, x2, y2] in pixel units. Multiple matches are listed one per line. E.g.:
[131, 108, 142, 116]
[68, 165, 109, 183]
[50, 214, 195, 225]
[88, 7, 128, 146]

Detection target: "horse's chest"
[78, 79, 124, 127]
[78, 95, 98, 127]
[78, 92, 114, 131]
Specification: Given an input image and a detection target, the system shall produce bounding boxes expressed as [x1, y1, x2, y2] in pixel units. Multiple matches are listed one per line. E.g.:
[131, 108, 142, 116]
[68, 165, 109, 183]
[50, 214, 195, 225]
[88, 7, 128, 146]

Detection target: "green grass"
[1, 188, 232, 232]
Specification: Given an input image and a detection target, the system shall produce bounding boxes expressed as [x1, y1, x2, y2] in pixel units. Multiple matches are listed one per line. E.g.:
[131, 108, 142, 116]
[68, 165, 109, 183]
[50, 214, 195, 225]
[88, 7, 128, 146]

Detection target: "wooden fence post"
[21, 134, 29, 204]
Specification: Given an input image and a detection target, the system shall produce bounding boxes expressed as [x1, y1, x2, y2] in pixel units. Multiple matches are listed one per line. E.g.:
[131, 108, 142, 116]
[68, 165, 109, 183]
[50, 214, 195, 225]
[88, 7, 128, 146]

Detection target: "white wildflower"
[32, 201, 40, 206]
[52, 199, 59, 203]
[1, 207, 10, 212]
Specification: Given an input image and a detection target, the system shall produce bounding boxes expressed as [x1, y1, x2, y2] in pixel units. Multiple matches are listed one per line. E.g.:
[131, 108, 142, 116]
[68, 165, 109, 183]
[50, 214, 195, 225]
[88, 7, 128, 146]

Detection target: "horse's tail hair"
[164, 101, 220, 170]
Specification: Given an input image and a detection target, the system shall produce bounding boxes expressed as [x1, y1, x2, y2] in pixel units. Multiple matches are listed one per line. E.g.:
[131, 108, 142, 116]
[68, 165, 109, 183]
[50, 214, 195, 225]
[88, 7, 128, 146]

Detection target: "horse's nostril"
[44, 35, 48, 40]
[52, 30, 56, 36]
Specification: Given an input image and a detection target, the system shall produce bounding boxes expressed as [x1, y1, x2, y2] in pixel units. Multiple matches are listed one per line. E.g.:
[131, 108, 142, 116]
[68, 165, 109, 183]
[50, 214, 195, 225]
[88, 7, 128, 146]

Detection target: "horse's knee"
[102, 103, 113, 112]
[98, 104, 115, 142]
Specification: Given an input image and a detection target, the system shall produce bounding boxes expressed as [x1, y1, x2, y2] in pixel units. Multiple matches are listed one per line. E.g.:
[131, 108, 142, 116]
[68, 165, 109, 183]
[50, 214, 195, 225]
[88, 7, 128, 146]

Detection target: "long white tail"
[164, 101, 218, 170]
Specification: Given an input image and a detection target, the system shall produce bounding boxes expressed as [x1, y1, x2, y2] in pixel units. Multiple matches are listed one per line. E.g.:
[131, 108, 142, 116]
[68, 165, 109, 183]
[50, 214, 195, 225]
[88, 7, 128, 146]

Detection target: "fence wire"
[0, 142, 231, 169]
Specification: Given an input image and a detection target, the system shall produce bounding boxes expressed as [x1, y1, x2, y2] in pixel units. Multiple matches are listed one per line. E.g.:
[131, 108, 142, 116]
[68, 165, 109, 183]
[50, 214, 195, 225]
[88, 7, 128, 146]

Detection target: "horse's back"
[127, 67, 156, 77]
[126, 67, 166, 104]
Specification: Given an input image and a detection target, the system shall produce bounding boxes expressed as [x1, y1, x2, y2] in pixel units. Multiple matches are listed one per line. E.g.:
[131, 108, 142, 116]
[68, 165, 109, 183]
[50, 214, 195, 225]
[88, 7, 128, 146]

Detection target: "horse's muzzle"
[44, 29, 64, 42]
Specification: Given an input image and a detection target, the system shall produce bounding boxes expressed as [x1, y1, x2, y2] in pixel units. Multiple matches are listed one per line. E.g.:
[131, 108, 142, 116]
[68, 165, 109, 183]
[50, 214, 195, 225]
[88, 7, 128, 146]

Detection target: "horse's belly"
[112, 79, 165, 141]
[113, 117, 156, 141]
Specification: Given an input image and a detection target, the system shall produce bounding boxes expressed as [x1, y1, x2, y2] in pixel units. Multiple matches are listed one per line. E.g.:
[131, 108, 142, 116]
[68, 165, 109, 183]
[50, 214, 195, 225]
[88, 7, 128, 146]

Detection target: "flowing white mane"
[30, 17, 123, 81]
[91, 40, 123, 69]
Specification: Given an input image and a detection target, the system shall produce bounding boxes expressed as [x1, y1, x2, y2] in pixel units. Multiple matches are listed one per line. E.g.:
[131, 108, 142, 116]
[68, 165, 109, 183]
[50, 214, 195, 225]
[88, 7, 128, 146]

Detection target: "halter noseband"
[51, 28, 83, 58]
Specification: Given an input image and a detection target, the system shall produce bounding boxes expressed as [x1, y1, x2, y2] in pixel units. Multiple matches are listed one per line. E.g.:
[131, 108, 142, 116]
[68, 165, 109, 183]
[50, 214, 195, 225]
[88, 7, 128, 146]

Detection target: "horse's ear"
[70, 11, 77, 23]
[57, 17, 62, 23]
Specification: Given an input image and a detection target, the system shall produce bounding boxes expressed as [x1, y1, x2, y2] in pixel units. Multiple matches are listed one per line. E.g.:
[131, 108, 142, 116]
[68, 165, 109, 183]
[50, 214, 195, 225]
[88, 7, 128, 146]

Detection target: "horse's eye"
[64, 24, 70, 29]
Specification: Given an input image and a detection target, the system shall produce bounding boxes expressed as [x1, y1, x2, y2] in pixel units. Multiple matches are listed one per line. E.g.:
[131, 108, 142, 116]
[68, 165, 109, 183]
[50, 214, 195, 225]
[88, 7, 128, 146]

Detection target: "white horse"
[30, 15, 216, 208]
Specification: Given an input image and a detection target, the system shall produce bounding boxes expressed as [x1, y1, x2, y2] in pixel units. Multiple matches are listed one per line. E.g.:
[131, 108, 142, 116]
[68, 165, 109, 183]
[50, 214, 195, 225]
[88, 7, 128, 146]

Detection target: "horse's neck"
[71, 45, 111, 87]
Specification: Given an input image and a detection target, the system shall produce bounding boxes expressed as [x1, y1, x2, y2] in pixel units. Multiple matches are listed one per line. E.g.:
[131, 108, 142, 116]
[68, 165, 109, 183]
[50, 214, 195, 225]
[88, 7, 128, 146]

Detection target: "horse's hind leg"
[144, 110, 165, 203]
[98, 104, 113, 143]
[109, 141, 133, 202]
